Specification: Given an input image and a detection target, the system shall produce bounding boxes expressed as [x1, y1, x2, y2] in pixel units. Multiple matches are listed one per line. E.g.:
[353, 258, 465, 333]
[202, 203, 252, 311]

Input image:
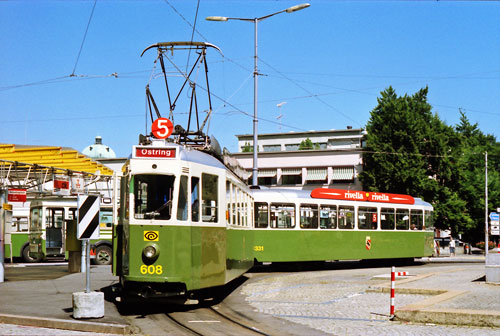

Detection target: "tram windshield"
[133, 174, 175, 220]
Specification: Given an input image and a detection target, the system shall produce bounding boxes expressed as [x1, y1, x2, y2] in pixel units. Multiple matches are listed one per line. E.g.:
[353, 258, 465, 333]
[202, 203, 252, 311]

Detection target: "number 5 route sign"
[152, 118, 174, 139]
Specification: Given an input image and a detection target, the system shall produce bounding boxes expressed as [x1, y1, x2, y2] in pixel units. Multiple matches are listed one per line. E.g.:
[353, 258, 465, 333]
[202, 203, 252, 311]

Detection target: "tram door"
[45, 208, 65, 256]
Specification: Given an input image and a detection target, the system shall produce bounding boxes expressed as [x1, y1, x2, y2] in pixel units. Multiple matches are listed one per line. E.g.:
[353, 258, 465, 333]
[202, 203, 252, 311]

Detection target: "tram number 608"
[140, 265, 163, 275]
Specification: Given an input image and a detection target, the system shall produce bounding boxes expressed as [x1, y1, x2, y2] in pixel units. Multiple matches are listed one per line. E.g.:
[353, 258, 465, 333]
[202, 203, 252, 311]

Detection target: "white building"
[233, 128, 366, 191]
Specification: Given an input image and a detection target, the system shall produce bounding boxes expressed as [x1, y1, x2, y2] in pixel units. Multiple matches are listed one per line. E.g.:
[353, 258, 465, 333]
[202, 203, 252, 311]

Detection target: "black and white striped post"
[77, 194, 100, 293]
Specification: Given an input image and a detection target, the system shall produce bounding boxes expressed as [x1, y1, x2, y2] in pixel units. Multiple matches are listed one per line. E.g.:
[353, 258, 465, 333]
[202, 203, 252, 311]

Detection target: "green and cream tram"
[113, 139, 254, 299]
[252, 188, 434, 263]
[28, 198, 113, 264]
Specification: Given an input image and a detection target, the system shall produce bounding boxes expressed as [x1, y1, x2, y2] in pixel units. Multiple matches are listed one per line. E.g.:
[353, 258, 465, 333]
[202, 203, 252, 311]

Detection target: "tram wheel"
[94, 245, 112, 265]
[22, 245, 43, 263]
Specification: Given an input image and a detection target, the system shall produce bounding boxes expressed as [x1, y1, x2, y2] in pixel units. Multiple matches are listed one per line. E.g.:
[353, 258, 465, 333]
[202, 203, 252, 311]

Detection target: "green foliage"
[299, 138, 320, 150]
[242, 142, 253, 152]
[360, 87, 500, 243]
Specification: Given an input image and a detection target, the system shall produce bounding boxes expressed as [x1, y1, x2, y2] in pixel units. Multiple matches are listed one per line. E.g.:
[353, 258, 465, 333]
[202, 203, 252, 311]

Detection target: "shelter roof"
[0, 144, 114, 190]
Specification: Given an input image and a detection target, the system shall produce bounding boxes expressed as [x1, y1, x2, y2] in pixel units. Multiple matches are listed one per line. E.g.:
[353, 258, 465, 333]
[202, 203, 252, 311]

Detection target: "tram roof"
[252, 188, 432, 208]
[0, 144, 115, 177]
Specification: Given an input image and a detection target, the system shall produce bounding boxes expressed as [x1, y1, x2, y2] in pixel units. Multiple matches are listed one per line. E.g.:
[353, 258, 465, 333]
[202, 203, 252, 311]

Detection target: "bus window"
[177, 175, 188, 221]
[381, 208, 395, 230]
[338, 206, 354, 229]
[396, 208, 410, 230]
[191, 176, 200, 222]
[320, 205, 337, 229]
[134, 174, 175, 220]
[424, 210, 434, 231]
[300, 204, 318, 229]
[226, 181, 232, 225]
[12, 217, 28, 232]
[270, 203, 295, 229]
[358, 207, 377, 230]
[202, 173, 218, 223]
[410, 209, 423, 230]
[100, 210, 113, 228]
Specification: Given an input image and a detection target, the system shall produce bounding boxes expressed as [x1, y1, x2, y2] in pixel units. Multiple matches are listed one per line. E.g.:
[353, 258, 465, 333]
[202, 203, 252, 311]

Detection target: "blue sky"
[1, 0, 499, 157]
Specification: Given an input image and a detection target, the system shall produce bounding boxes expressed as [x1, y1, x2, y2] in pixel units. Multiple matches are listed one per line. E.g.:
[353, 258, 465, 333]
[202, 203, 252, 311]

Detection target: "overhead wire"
[71, 0, 98, 77]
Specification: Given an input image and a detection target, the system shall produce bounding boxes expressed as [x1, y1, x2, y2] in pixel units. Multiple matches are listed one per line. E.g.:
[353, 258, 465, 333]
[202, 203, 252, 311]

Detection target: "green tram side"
[252, 188, 434, 263]
[113, 140, 253, 299]
[28, 198, 113, 264]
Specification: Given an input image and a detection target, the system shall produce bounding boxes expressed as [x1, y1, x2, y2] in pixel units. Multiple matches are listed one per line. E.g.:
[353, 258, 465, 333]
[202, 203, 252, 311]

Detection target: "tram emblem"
[365, 236, 371, 250]
[144, 231, 159, 241]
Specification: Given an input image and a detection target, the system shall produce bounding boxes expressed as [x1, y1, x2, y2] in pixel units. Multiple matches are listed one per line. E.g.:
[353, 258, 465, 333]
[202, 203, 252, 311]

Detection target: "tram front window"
[134, 174, 175, 220]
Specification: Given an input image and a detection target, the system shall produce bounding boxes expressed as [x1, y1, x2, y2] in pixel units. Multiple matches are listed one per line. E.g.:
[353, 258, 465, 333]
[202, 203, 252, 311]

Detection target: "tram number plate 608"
[140, 265, 163, 275]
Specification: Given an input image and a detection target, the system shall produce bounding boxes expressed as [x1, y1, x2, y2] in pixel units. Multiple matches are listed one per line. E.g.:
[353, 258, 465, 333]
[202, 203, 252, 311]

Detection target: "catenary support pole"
[486, 151, 489, 257]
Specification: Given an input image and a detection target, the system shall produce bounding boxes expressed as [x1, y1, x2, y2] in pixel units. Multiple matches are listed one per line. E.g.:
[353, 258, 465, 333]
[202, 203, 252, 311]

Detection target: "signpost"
[73, 194, 104, 319]
[490, 212, 499, 236]
[77, 194, 100, 293]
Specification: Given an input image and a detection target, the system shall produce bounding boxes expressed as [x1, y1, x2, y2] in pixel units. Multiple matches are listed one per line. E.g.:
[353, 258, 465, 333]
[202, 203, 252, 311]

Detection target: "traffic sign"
[152, 118, 174, 139]
[77, 195, 100, 240]
[489, 212, 499, 221]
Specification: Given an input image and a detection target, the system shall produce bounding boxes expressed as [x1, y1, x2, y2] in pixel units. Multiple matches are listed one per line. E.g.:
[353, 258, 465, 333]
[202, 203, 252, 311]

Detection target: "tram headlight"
[142, 244, 159, 263]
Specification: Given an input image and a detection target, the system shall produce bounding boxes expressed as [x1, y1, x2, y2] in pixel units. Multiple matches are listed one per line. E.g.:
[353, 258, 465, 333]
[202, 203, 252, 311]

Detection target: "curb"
[0, 313, 129, 335]
[395, 308, 500, 328]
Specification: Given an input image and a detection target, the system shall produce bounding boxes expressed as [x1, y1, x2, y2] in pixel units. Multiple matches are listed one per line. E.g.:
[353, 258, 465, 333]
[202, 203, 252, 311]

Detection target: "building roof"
[235, 128, 365, 140]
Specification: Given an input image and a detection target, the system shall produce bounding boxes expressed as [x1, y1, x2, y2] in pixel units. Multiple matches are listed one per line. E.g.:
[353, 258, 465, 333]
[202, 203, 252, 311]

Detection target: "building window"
[305, 168, 327, 184]
[257, 169, 277, 186]
[331, 167, 354, 182]
[285, 144, 300, 151]
[281, 168, 302, 185]
[263, 144, 281, 152]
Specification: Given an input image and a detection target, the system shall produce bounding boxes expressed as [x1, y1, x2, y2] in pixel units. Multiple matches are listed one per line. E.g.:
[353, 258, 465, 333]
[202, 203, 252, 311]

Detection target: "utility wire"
[71, 0, 97, 77]
[259, 57, 363, 127]
[185, 0, 201, 73]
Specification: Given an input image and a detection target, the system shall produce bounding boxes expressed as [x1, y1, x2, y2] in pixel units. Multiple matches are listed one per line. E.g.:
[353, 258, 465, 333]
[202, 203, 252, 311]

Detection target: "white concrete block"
[72, 291, 104, 319]
[486, 253, 500, 284]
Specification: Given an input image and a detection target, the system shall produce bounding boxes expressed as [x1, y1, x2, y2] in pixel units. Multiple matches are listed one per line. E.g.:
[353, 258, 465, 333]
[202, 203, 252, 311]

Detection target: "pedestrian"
[449, 238, 456, 257]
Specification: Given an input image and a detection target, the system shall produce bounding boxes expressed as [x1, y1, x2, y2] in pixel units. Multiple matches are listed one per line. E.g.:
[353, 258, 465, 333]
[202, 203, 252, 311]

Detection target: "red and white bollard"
[390, 266, 396, 318]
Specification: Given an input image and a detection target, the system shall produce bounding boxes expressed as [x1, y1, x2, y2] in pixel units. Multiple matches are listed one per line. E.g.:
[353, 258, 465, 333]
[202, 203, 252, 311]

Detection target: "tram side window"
[270, 203, 295, 228]
[191, 177, 200, 222]
[177, 175, 188, 221]
[134, 174, 175, 220]
[12, 217, 28, 232]
[338, 206, 354, 229]
[255, 202, 269, 228]
[410, 209, 423, 230]
[30, 207, 42, 232]
[358, 207, 378, 230]
[424, 210, 434, 231]
[396, 208, 410, 230]
[202, 173, 218, 223]
[320, 205, 337, 229]
[381, 208, 395, 230]
[100, 210, 113, 228]
[300, 204, 318, 229]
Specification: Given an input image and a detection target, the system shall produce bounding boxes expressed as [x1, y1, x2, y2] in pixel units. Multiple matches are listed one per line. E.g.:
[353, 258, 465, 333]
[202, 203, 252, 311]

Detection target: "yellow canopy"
[0, 144, 114, 176]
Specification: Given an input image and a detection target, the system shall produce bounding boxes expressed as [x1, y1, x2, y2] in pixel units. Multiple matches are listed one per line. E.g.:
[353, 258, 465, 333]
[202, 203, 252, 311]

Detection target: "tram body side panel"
[253, 230, 433, 263]
[225, 226, 254, 282]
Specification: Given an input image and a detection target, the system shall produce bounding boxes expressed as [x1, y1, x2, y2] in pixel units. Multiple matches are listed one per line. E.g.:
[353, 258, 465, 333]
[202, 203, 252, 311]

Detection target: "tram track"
[163, 305, 270, 336]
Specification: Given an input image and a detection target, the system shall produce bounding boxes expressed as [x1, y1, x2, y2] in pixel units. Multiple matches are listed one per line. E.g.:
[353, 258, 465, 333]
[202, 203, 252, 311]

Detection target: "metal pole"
[85, 239, 90, 293]
[485, 151, 489, 256]
[252, 18, 259, 187]
[0, 190, 5, 283]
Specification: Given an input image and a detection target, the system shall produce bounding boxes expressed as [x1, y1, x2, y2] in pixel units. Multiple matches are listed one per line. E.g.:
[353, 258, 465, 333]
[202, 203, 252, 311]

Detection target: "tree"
[359, 87, 469, 232]
[299, 138, 319, 150]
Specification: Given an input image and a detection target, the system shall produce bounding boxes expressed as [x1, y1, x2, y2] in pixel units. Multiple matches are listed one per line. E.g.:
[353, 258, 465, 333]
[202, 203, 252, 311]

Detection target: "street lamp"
[206, 3, 310, 187]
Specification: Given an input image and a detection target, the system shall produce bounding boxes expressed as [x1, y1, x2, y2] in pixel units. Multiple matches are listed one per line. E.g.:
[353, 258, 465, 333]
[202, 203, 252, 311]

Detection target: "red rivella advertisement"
[311, 188, 415, 205]
[311, 188, 369, 201]
[135, 147, 176, 158]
